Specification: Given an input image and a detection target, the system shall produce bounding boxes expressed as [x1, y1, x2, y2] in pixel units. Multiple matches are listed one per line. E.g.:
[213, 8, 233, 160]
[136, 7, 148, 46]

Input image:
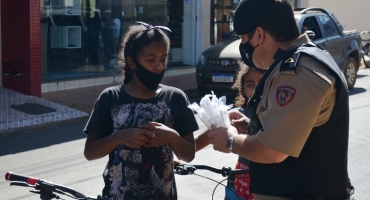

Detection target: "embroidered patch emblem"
[276, 86, 296, 107]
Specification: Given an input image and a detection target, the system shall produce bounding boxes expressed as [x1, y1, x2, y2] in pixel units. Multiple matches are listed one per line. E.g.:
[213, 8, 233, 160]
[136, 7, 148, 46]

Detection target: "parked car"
[196, 7, 364, 95]
[361, 30, 370, 68]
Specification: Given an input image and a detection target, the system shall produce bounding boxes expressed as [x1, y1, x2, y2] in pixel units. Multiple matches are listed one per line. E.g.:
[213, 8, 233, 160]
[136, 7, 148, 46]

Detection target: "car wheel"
[363, 43, 370, 68]
[345, 57, 357, 90]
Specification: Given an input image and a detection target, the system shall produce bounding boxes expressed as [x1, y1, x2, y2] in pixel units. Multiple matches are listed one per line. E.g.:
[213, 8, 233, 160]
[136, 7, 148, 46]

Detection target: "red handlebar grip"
[5, 172, 39, 185]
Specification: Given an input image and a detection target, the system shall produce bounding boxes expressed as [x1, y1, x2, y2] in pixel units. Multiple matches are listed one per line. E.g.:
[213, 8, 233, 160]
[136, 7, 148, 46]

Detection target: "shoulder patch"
[276, 86, 296, 107]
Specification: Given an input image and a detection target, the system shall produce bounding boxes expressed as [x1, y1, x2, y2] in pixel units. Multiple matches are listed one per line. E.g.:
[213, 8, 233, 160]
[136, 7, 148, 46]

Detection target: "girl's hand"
[228, 110, 250, 134]
[140, 122, 179, 147]
[173, 154, 183, 167]
[117, 128, 154, 149]
[228, 110, 246, 120]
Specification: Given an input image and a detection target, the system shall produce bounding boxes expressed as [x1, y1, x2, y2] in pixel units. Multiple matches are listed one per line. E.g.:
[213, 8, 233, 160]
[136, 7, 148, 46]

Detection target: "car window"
[302, 16, 323, 40]
[318, 15, 338, 37]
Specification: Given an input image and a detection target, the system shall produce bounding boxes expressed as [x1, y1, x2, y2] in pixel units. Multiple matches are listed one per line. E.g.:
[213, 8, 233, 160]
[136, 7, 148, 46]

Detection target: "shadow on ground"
[357, 74, 369, 79]
[349, 87, 367, 96]
[0, 119, 87, 156]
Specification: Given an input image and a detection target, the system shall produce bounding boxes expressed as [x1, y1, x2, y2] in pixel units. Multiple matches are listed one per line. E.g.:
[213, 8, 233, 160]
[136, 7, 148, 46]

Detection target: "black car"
[196, 31, 241, 96]
[196, 8, 364, 93]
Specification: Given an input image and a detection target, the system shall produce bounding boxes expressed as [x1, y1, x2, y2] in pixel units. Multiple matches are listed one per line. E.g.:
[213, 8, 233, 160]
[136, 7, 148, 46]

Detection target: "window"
[302, 16, 322, 40]
[40, 0, 169, 82]
[318, 15, 338, 37]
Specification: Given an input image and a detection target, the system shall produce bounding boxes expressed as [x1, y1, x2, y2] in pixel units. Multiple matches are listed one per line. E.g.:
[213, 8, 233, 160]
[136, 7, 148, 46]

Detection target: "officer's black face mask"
[239, 31, 260, 68]
[133, 59, 165, 91]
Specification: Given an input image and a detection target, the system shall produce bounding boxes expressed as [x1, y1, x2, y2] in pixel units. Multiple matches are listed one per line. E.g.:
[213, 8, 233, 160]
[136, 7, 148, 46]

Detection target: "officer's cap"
[234, 0, 275, 35]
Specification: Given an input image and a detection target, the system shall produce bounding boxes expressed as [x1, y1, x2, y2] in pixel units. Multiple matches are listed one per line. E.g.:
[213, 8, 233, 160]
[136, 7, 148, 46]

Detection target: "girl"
[178, 63, 265, 200]
[230, 63, 266, 200]
[83, 22, 198, 200]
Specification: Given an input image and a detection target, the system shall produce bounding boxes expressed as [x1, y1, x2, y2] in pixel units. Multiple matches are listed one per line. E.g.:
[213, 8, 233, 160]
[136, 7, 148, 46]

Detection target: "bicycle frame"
[174, 164, 249, 200]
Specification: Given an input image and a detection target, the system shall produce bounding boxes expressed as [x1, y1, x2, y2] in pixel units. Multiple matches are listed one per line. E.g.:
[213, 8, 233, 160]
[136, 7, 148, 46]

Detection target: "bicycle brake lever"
[30, 190, 60, 199]
[10, 181, 35, 188]
[174, 164, 196, 175]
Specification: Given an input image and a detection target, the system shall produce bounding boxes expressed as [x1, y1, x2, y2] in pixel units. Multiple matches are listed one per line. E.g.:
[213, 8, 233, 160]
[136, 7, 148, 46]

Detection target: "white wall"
[299, 0, 308, 7]
[182, 1, 197, 65]
[183, 0, 211, 66]
[307, 0, 370, 32]
[196, 0, 210, 64]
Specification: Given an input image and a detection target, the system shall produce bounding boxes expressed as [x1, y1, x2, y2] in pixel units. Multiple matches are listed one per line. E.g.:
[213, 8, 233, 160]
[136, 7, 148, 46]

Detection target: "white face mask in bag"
[188, 91, 231, 130]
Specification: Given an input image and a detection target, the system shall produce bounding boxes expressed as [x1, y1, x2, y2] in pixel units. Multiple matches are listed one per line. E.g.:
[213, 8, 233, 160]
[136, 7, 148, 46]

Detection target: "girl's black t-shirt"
[84, 84, 198, 200]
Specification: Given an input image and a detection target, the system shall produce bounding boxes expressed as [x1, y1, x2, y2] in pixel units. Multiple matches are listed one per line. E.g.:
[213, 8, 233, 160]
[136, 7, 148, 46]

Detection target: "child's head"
[117, 22, 171, 85]
[232, 62, 266, 107]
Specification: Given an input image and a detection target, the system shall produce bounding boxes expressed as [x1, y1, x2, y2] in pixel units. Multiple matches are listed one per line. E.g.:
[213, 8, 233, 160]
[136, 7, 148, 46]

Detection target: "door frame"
[0, 0, 2, 87]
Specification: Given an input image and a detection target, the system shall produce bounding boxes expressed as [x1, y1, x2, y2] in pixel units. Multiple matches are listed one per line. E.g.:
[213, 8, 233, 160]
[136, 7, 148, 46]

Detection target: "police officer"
[207, 0, 353, 199]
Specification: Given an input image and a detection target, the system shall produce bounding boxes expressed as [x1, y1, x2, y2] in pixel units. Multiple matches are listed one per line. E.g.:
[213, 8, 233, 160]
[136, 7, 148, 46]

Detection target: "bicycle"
[5, 171, 104, 200]
[174, 164, 250, 200]
[5, 164, 249, 200]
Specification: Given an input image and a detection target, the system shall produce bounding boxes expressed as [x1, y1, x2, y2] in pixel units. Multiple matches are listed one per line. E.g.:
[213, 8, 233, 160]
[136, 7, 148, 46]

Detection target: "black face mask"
[239, 31, 260, 68]
[133, 59, 165, 91]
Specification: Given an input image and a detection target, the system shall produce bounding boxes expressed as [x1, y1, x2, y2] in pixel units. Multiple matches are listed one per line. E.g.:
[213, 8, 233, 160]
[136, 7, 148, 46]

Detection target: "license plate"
[212, 74, 233, 82]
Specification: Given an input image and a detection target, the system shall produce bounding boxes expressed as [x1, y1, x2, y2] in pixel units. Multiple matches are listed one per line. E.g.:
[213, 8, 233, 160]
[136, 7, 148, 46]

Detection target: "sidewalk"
[0, 68, 198, 136]
[42, 71, 198, 114]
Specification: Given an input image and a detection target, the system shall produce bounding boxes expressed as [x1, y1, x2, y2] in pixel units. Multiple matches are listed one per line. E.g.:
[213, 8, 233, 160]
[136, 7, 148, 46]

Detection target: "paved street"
[1, 69, 370, 199]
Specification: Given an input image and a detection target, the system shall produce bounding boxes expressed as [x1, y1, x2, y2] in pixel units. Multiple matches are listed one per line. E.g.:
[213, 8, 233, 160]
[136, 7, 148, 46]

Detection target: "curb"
[0, 116, 89, 138]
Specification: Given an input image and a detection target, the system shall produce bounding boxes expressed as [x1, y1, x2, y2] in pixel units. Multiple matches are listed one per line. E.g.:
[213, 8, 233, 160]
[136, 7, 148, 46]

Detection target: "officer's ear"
[255, 27, 265, 44]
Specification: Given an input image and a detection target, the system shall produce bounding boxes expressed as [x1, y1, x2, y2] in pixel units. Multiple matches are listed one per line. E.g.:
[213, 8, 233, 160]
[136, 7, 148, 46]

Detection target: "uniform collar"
[285, 34, 311, 51]
[273, 34, 311, 61]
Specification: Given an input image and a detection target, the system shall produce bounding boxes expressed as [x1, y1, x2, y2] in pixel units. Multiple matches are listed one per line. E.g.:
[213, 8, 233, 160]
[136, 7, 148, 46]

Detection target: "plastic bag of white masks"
[188, 91, 232, 130]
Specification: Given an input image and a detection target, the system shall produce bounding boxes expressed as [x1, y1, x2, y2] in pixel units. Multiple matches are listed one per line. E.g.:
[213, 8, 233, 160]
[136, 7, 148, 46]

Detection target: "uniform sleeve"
[255, 65, 335, 157]
[173, 91, 199, 137]
[84, 90, 114, 138]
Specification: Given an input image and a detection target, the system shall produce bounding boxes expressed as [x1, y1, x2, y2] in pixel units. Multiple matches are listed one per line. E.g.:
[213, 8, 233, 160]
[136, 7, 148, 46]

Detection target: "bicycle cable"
[211, 175, 250, 200]
[211, 178, 228, 200]
[193, 173, 242, 200]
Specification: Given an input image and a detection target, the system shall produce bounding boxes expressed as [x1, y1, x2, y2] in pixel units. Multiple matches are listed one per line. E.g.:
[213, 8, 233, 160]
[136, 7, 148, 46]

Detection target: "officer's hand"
[207, 124, 238, 153]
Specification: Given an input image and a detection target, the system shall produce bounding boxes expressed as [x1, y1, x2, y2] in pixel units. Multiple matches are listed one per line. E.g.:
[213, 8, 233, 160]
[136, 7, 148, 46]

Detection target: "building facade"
[0, 0, 317, 97]
[0, 0, 213, 96]
[302, 0, 370, 32]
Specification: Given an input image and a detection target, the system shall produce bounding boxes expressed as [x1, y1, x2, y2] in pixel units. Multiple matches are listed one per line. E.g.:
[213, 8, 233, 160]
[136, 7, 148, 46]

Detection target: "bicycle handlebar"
[5, 171, 102, 200]
[174, 164, 249, 177]
[5, 172, 39, 185]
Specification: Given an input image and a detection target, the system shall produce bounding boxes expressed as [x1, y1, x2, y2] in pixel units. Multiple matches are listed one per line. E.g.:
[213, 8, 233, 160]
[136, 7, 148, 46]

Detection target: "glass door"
[211, 0, 238, 45]
[168, 0, 183, 64]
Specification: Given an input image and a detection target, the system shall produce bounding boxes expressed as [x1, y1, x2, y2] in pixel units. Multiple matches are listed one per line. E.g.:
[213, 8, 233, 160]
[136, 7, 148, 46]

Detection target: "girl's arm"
[170, 133, 195, 163]
[84, 128, 154, 160]
[194, 129, 211, 151]
[173, 129, 211, 165]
